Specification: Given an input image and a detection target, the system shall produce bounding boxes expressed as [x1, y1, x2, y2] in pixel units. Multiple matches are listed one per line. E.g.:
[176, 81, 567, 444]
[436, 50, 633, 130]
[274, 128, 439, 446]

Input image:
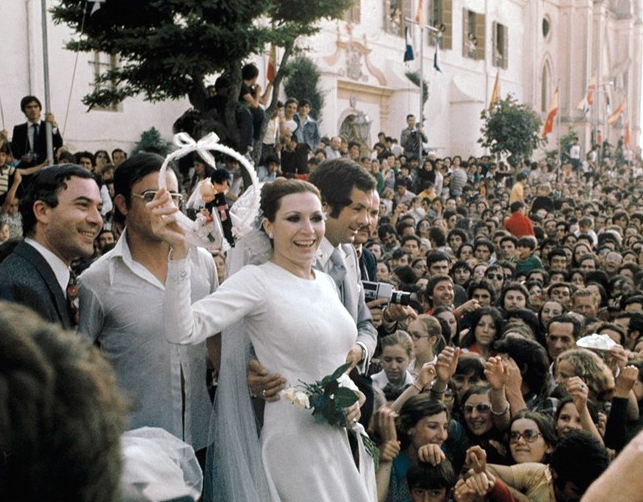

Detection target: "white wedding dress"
[164, 259, 376, 502]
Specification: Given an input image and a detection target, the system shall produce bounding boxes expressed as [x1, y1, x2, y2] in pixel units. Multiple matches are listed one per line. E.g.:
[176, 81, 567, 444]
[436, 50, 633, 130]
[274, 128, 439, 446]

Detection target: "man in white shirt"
[78, 153, 218, 452]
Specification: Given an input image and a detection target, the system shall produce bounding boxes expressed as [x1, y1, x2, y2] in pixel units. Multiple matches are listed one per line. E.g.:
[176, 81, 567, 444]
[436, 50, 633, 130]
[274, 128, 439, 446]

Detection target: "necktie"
[67, 269, 79, 327]
[32, 123, 39, 151]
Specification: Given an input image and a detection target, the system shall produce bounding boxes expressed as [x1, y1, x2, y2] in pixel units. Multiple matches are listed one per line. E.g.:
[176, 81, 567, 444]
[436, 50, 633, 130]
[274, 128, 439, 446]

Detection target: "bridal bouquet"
[282, 363, 358, 428]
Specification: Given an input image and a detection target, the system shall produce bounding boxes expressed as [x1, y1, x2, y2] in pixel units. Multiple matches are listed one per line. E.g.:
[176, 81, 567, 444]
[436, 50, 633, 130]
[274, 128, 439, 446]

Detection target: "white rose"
[293, 391, 310, 409]
[282, 387, 298, 403]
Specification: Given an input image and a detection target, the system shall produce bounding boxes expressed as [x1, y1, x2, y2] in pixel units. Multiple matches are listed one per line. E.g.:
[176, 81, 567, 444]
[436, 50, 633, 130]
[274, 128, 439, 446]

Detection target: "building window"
[542, 16, 550, 38]
[345, 0, 361, 23]
[462, 8, 485, 60]
[428, 0, 452, 50]
[492, 22, 508, 69]
[384, 0, 412, 36]
[90, 52, 119, 111]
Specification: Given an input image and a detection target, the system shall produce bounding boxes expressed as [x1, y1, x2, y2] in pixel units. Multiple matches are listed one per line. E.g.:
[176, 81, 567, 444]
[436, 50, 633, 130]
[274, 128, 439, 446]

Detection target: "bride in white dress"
[150, 178, 376, 502]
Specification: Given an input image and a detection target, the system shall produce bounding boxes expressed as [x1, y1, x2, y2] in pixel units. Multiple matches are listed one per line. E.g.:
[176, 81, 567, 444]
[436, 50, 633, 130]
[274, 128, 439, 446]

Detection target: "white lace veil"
[204, 223, 272, 502]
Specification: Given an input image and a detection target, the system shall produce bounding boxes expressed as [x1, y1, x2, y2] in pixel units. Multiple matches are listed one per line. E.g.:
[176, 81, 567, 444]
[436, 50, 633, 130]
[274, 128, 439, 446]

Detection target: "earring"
[268, 232, 273, 239]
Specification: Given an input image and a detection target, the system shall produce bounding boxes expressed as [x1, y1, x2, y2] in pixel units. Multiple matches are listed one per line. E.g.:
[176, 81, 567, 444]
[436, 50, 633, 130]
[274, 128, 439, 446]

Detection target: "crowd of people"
[3, 89, 643, 502]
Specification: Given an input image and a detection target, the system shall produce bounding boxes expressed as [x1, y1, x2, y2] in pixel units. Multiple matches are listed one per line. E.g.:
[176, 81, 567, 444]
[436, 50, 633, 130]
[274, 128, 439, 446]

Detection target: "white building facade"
[301, 0, 643, 158]
[1, 0, 640, 159]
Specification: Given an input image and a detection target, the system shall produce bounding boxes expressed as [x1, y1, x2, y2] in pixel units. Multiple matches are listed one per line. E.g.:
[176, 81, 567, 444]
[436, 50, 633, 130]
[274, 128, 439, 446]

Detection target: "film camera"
[362, 281, 411, 306]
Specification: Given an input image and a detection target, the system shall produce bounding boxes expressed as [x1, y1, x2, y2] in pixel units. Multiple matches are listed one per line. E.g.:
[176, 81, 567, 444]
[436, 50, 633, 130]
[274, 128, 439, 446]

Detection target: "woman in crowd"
[459, 307, 504, 359]
[508, 410, 557, 464]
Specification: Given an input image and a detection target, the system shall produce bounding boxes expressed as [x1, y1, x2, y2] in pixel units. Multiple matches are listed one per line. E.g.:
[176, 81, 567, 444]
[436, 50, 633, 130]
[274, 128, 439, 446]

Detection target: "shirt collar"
[106, 228, 170, 289]
[24, 237, 70, 293]
[317, 237, 338, 268]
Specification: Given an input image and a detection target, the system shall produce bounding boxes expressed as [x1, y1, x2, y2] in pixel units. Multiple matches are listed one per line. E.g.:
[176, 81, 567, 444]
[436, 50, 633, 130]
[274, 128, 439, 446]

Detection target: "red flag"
[541, 87, 558, 139]
[267, 44, 276, 82]
[489, 71, 499, 111]
[607, 101, 624, 126]
[624, 122, 631, 148]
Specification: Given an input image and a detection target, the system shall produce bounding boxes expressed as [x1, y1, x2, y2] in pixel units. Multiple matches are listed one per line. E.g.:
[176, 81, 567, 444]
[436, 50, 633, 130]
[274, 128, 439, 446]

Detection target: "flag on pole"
[415, 0, 426, 28]
[267, 44, 276, 82]
[541, 87, 558, 139]
[607, 101, 624, 126]
[404, 27, 414, 62]
[624, 122, 631, 148]
[433, 42, 441, 72]
[576, 75, 596, 114]
[489, 71, 499, 111]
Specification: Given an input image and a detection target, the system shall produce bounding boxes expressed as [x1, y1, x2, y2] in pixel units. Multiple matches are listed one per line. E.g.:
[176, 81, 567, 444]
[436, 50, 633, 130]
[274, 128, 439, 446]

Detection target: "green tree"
[283, 56, 324, 121]
[132, 127, 172, 156]
[478, 95, 543, 167]
[51, 0, 351, 154]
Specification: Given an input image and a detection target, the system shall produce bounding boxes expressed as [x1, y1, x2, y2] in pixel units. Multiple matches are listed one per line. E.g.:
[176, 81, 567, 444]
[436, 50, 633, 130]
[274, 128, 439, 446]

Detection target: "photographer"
[400, 114, 427, 159]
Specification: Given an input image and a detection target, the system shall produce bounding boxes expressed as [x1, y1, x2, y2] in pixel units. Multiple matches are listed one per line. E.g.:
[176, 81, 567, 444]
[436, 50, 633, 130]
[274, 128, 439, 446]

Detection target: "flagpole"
[41, 0, 53, 163]
[556, 78, 561, 178]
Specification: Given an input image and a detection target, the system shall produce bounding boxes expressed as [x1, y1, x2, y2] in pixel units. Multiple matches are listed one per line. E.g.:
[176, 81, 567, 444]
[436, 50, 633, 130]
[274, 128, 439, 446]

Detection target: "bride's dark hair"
[260, 178, 321, 223]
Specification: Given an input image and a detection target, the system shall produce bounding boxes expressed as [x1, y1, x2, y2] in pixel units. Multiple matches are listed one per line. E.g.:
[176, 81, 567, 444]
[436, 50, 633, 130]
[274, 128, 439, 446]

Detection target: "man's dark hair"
[493, 337, 549, 394]
[517, 236, 537, 250]
[241, 63, 259, 80]
[299, 98, 311, 108]
[401, 234, 421, 247]
[426, 251, 450, 268]
[0, 302, 126, 502]
[547, 313, 582, 339]
[113, 152, 178, 224]
[76, 151, 95, 167]
[407, 459, 456, 492]
[510, 201, 524, 213]
[429, 226, 447, 247]
[516, 171, 528, 182]
[20, 164, 95, 237]
[20, 95, 42, 113]
[549, 430, 609, 496]
[467, 278, 496, 303]
[308, 159, 375, 218]
[111, 148, 127, 159]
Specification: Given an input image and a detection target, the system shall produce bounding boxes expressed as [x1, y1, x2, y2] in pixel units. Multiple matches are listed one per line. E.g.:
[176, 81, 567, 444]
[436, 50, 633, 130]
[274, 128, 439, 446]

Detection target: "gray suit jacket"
[0, 241, 72, 328]
[315, 240, 378, 361]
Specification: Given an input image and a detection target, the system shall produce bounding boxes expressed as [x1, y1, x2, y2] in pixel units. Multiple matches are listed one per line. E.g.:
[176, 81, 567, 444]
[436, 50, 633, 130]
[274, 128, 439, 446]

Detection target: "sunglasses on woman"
[463, 403, 491, 414]
[486, 273, 503, 280]
[509, 429, 542, 443]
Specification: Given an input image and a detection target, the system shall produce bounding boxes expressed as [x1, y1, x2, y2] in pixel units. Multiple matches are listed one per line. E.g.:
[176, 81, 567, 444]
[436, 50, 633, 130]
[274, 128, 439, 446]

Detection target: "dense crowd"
[3, 89, 643, 502]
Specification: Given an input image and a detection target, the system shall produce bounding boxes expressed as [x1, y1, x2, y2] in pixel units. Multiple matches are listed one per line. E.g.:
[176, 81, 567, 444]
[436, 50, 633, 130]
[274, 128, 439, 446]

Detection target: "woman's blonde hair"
[557, 348, 615, 401]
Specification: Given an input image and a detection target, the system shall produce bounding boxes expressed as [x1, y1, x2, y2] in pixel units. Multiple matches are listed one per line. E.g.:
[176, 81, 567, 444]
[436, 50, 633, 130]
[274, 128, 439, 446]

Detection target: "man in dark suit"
[11, 95, 63, 168]
[0, 165, 102, 328]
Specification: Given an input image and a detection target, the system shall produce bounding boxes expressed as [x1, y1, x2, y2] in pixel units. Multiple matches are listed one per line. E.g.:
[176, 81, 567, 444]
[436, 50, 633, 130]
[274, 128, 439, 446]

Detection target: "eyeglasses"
[463, 403, 491, 414]
[509, 429, 542, 443]
[486, 273, 503, 280]
[132, 190, 183, 206]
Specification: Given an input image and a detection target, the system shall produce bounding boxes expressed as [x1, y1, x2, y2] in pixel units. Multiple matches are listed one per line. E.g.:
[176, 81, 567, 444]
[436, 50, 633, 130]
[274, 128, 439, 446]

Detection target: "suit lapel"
[16, 242, 71, 328]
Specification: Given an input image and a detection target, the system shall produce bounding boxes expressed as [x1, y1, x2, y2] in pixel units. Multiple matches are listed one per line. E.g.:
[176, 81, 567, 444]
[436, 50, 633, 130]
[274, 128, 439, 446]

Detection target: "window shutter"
[443, 0, 452, 50]
[475, 12, 486, 61]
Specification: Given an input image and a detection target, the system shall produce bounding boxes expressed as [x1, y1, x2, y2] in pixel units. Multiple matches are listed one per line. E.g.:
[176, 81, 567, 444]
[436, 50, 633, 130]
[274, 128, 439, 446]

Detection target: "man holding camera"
[11, 95, 63, 168]
[400, 114, 427, 159]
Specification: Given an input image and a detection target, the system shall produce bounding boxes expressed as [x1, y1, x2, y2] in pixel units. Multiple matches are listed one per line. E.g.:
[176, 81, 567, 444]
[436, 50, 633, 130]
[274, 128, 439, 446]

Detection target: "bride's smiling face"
[263, 192, 325, 271]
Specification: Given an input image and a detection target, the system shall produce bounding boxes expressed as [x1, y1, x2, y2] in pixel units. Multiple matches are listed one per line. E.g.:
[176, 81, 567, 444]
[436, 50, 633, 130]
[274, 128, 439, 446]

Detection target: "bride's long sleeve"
[164, 256, 265, 345]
